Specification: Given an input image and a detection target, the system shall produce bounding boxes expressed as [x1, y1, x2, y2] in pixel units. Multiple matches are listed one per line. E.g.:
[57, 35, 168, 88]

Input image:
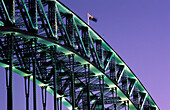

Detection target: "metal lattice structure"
[0, 0, 159, 110]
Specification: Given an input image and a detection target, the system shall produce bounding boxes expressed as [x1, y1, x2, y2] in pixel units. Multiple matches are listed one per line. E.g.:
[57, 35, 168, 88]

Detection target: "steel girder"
[0, 0, 159, 110]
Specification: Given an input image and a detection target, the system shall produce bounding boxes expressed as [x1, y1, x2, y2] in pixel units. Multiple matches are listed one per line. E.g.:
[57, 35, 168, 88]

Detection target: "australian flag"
[88, 13, 97, 22]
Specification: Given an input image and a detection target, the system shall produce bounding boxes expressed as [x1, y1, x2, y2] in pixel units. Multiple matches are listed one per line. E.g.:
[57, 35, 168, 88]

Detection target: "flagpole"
[87, 13, 89, 25]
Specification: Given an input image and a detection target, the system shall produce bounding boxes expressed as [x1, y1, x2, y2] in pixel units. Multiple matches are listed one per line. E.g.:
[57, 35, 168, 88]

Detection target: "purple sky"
[0, 0, 169, 109]
[60, 0, 169, 109]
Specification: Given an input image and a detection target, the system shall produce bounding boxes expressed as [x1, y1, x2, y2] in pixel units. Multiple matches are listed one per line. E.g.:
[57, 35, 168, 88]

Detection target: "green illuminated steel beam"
[0, 27, 153, 109]
[0, 0, 159, 108]
[0, 0, 12, 23]
[140, 93, 147, 110]
[55, 3, 72, 46]
[88, 31, 101, 67]
[104, 53, 114, 71]
[117, 65, 125, 83]
[0, 61, 73, 110]
[129, 79, 137, 97]
[20, 0, 35, 29]
[72, 17, 88, 57]
[38, 0, 54, 37]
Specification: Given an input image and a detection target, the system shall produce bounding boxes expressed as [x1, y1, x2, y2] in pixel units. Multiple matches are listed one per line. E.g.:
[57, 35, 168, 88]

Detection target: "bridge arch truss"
[0, 0, 159, 110]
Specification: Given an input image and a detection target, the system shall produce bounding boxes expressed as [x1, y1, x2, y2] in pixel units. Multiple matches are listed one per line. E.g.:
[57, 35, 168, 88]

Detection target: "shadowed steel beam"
[60, 97, 62, 110]
[51, 46, 57, 110]
[99, 75, 105, 110]
[32, 38, 37, 110]
[6, 34, 13, 110]
[73, 18, 87, 57]
[48, 1, 57, 37]
[29, 0, 37, 28]
[88, 31, 101, 67]
[0, 0, 12, 23]
[41, 87, 47, 110]
[55, 3, 71, 46]
[87, 64, 91, 110]
[69, 54, 75, 110]
[0, 0, 159, 109]
[20, 0, 35, 29]
[127, 101, 130, 110]
[12, 0, 15, 23]
[115, 87, 117, 110]
[84, 64, 91, 110]
[24, 76, 30, 110]
[38, 0, 54, 37]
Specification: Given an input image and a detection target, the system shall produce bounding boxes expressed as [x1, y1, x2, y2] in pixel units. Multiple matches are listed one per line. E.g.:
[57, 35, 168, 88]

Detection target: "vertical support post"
[12, 0, 15, 23]
[127, 101, 129, 110]
[71, 54, 75, 110]
[6, 34, 13, 110]
[69, 54, 75, 110]
[87, 64, 91, 110]
[24, 76, 30, 110]
[99, 75, 105, 110]
[41, 86, 47, 110]
[82, 27, 90, 57]
[112, 88, 114, 108]
[124, 101, 126, 110]
[84, 64, 91, 110]
[109, 58, 114, 81]
[54, 52, 57, 110]
[115, 87, 117, 110]
[96, 40, 103, 68]
[60, 97, 62, 110]
[51, 45, 57, 110]
[32, 38, 37, 110]
[101, 75, 105, 110]
[57, 99, 60, 110]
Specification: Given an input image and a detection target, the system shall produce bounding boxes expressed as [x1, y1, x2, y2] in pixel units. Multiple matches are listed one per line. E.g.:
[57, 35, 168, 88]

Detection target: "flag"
[88, 13, 97, 22]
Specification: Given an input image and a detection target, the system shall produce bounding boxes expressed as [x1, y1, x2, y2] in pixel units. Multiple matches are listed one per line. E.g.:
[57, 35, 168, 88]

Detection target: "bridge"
[0, 0, 159, 110]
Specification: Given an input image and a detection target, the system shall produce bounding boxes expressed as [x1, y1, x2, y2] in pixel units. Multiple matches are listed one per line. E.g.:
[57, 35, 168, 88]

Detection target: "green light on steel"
[0, 0, 12, 23]
[141, 93, 147, 110]
[117, 65, 125, 83]
[88, 31, 101, 67]
[0, 0, 159, 108]
[20, 0, 35, 29]
[108, 84, 116, 89]
[55, 3, 72, 46]
[91, 99, 96, 103]
[73, 18, 88, 57]
[38, 0, 54, 37]
[129, 80, 137, 96]
[39, 83, 49, 87]
[104, 53, 114, 71]
[0, 21, 4, 26]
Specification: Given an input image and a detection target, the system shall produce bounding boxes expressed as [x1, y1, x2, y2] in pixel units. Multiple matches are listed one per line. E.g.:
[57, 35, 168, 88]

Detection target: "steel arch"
[0, 0, 159, 110]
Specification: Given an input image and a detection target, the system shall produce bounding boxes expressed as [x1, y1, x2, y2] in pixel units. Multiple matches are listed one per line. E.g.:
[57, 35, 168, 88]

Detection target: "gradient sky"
[0, 0, 170, 110]
[60, 0, 169, 109]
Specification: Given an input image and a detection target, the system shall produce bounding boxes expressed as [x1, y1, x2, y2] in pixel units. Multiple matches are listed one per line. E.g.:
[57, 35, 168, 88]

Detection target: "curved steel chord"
[0, 0, 159, 110]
